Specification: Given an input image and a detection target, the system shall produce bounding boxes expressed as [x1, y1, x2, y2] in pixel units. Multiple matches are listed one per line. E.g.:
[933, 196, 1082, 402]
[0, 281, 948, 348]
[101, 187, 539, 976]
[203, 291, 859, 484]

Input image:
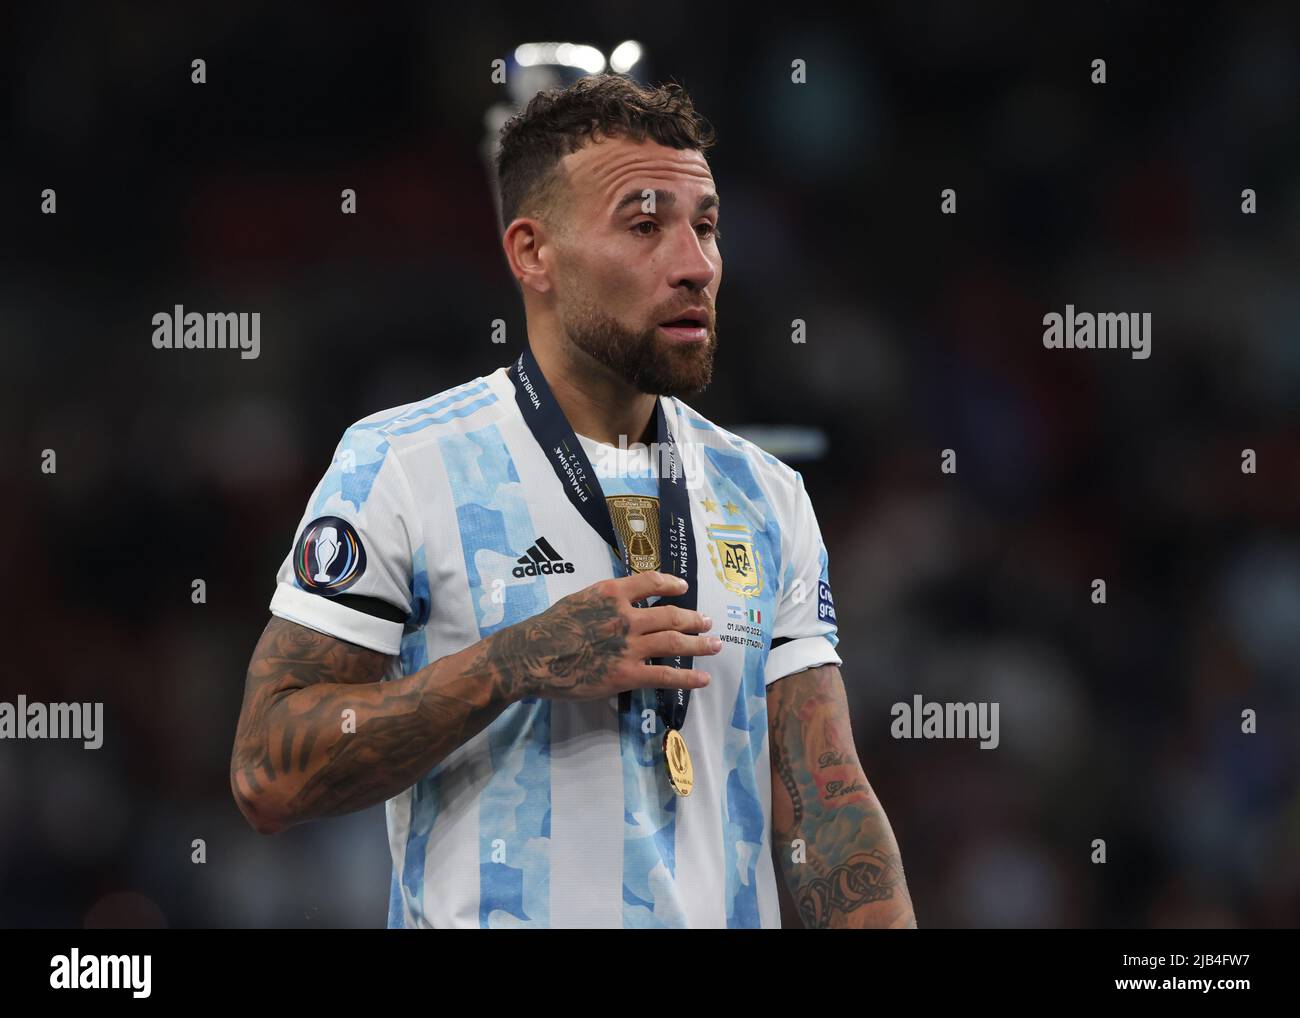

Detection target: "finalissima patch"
[293, 516, 366, 595]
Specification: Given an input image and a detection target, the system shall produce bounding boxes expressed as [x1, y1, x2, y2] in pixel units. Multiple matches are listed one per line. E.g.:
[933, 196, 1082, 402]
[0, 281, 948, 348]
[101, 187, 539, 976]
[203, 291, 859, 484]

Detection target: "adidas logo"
[512, 536, 576, 578]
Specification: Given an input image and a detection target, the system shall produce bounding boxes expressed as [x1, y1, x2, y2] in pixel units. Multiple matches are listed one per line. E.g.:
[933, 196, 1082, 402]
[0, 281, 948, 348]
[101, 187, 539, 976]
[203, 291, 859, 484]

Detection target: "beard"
[563, 297, 717, 398]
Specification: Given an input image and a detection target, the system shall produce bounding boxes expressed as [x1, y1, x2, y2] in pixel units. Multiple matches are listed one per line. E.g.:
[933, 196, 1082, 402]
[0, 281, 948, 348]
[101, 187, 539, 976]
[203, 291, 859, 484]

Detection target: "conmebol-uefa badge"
[293, 516, 366, 595]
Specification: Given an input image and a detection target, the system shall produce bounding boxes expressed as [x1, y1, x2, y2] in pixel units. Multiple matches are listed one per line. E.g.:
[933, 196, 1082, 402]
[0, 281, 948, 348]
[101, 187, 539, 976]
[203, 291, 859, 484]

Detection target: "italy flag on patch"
[746, 608, 761, 623]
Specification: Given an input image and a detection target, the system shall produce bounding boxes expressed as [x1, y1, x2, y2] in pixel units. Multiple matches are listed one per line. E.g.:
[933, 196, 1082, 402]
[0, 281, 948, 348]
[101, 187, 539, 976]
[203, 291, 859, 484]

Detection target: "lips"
[659, 307, 709, 328]
[658, 321, 710, 343]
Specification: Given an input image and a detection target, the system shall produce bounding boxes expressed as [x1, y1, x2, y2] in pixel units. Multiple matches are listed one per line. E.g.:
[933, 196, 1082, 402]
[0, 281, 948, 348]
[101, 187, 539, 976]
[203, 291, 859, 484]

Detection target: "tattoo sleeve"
[768, 664, 917, 928]
[231, 587, 632, 833]
[230, 617, 501, 832]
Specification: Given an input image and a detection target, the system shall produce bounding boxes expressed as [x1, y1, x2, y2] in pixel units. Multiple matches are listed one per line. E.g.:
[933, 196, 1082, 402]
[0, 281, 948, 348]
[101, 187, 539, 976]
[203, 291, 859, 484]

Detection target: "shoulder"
[337, 368, 514, 459]
[312, 370, 512, 514]
[669, 396, 806, 507]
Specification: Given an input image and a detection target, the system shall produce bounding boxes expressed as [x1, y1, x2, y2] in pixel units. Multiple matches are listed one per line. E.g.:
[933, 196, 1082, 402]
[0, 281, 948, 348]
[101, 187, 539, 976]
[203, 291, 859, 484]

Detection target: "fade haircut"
[495, 73, 716, 233]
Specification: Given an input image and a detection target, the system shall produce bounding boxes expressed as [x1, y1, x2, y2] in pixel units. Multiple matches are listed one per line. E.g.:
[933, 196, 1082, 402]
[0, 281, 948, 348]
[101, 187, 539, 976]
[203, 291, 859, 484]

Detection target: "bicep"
[245, 616, 393, 694]
[231, 617, 393, 820]
[767, 663, 873, 839]
[234, 617, 392, 754]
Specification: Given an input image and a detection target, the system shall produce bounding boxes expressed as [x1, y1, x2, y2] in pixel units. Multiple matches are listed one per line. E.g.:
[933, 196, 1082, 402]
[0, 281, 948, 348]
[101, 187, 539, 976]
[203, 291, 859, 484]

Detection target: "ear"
[503, 218, 555, 296]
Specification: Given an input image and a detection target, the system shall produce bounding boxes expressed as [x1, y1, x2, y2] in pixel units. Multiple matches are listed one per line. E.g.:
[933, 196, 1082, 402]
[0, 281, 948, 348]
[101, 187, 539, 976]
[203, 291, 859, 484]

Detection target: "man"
[230, 73, 915, 929]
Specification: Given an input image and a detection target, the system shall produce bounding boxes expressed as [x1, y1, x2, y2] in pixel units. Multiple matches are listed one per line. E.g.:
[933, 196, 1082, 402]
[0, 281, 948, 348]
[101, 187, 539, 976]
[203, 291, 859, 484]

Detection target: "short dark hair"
[495, 73, 716, 231]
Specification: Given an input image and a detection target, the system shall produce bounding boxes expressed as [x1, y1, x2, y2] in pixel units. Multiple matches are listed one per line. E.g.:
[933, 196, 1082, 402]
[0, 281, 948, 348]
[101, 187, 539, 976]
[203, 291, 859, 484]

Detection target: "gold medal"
[664, 728, 694, 796]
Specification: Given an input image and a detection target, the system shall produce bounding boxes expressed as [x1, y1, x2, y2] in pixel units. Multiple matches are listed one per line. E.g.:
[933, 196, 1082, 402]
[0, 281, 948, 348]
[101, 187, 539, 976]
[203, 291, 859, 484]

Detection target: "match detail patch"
[293, 516, 366, 595]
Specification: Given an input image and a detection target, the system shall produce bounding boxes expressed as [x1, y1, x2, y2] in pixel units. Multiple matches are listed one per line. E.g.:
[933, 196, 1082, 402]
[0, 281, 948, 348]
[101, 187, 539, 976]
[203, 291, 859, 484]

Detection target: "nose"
[665, 222, 718, 292]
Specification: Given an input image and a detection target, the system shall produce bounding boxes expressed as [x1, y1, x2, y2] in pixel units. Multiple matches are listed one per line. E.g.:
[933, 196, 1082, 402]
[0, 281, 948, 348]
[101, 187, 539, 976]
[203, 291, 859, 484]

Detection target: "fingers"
[595, 572, 718, 696]
[635, 630, 723, 661]
[629, 603, 712, 636]
[612, 570, 688, 604]
[625, 663, 712, 690]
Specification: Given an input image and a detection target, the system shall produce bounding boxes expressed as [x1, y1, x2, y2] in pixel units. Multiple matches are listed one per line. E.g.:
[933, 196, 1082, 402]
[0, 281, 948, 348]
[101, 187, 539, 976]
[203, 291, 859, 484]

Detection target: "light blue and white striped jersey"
[269, 363, 841, 928]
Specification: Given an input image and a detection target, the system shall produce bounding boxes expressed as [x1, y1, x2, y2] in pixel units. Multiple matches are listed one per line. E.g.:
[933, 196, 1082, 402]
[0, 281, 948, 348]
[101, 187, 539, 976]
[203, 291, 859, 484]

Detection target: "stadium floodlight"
[608, 40, 644, 74]
[727, 426, 829, 463]
[514, 42, 606, 75]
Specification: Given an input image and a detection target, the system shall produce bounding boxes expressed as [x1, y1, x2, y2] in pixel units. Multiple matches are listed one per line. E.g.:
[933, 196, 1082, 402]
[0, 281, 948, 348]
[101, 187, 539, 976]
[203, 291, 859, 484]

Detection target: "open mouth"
[658, 310, 710, 341]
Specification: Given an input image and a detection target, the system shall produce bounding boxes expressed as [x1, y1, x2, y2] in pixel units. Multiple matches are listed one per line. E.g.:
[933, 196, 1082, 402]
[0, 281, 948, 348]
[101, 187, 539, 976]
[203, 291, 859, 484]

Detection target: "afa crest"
[707, 523, 764, 598]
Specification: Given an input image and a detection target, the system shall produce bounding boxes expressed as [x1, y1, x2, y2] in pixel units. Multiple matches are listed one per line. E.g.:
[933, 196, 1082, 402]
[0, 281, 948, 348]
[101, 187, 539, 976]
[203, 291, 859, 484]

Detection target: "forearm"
[233, 581, 663, 834]
[231, 627, 512, 833]
[768, 664, 916, 928]
[772, 765, 916, 928]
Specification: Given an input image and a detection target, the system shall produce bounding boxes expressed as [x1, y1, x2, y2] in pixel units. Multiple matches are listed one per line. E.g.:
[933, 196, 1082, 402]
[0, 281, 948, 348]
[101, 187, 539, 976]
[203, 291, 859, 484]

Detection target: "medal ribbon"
[510, 348, 696, 733]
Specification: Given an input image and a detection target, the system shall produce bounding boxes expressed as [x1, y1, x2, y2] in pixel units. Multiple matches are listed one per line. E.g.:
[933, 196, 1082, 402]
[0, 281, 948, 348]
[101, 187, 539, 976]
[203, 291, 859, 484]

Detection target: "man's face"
[547, 134, 721, 397]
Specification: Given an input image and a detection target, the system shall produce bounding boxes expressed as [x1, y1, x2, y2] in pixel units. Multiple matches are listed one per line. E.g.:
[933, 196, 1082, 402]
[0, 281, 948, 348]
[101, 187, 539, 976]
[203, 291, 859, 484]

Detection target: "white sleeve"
[268, 425, 419, 656]
[763, 470, 842, 685]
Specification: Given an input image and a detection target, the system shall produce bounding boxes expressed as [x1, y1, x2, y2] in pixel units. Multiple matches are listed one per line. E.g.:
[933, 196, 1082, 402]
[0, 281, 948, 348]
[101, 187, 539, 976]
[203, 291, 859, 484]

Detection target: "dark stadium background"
[2, 2, 1297, 928]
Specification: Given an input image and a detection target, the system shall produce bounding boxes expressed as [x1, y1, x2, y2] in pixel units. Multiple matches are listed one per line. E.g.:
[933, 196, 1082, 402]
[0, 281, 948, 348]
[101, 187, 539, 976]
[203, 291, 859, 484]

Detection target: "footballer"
[230, 73, 915, 929]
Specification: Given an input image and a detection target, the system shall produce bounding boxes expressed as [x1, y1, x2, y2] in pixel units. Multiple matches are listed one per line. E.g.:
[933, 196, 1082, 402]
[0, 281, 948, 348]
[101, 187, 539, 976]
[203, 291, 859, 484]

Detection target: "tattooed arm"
[768, 664, 916, 928]
[231, 570, 716, 834]
[230, 616, 505, 835]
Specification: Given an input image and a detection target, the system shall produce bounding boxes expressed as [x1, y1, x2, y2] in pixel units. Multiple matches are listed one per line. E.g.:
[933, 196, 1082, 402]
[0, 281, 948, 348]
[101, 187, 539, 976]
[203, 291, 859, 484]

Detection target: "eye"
[696, 221, 721, 239]
[632, 220, 659, 236]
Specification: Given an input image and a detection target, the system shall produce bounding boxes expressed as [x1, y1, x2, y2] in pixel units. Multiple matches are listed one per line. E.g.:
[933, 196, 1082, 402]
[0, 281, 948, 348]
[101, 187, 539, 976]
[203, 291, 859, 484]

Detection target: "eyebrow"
[613, 189, 720, 216]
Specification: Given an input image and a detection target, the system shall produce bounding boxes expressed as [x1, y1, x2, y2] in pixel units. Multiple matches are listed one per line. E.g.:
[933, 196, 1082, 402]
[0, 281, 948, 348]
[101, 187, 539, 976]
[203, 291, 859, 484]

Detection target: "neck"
[529, 339, 658, 447]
